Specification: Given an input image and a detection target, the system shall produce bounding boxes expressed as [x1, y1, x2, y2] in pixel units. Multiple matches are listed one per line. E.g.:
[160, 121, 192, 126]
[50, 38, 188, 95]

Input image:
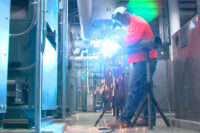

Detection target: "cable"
[10, 1, 37, 37]
[9, 63, 35, 71]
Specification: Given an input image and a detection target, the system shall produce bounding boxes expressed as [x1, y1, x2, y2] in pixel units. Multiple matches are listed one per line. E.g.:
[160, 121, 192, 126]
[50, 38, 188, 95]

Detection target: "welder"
[108, 7, 158, 127]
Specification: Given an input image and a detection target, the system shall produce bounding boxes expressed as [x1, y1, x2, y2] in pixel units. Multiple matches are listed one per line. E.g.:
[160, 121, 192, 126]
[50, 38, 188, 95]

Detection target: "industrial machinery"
[0, 0, 11, 129]
[3, 0, 59, 128]
[172, 15, 200, 121]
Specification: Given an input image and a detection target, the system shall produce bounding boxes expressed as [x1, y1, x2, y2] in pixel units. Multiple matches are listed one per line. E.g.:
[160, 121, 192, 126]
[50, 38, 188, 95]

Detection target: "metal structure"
[0, 0, 11, 114]
[0, 0, 11, 129]
[1, 0, 199, 132]
[42, 0, 58, 111]
[131, 51, 170, 129]
[35, 0, 42, 131]
[57, 0, 67, 121]
[3, 0, 59, 131]
[93, 65, 124, 127]
[172, 15, 200, 121]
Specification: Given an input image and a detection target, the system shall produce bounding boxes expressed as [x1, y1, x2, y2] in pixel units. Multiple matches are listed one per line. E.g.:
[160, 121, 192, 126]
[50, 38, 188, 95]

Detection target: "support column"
[167, 0, 180, 110]
[168, 0, 180, 36]
[0, 114, 3, 129]
[198, 0, 200, 19]
[35, 0, 43, 132]
[58, 0, 67, 122]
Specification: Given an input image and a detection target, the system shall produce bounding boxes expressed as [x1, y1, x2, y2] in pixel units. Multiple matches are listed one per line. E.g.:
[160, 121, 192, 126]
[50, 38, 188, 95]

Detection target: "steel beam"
[35, 0, 43, 132]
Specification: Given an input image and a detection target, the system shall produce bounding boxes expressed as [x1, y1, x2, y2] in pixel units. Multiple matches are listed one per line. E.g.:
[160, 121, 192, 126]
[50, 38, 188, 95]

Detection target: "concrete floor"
[0, 112, 199, 133]
[66, 112, 200, 133]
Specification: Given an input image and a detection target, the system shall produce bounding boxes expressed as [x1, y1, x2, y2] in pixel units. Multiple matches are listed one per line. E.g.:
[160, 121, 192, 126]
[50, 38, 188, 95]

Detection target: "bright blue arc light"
[101, 39, 122, 57]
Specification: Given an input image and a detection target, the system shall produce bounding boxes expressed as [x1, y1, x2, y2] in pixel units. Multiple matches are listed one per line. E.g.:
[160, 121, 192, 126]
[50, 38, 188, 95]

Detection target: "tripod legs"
[93, 97, 113, 127]
[113, 92, 122, 120]
[132, 90, 171, 129]
[148, 87, 153, 129]
[93, 94, 121, 127]
[152, 95, 171, 127]
[131, 96, 148, 127]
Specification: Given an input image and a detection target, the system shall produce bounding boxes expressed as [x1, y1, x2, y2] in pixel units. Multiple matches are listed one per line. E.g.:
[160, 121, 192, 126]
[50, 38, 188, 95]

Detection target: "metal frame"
[35, 0, 43, 132]
[168, 0, 181, 111]
[131, 52, 171, 130]
[34, 0, 68, 131]
[57, 0, 68, 122]
[60, 0, 67, 122]
[0, 0, 11, 114]
[63, 0, 68, 122]
[93, 68, 122, 127]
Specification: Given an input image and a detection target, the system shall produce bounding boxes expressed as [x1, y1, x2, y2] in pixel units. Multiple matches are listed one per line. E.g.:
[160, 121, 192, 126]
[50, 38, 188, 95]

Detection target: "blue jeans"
[120, 59, 157, 125]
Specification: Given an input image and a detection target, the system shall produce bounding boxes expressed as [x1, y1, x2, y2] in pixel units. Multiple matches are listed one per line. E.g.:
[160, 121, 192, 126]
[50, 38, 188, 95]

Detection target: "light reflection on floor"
[65, 113, 199, 133]
[66, 126, 148, 133]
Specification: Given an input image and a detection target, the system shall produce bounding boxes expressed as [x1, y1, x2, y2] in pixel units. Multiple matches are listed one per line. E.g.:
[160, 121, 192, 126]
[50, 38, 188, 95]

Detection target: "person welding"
[107, 6, 158, 127]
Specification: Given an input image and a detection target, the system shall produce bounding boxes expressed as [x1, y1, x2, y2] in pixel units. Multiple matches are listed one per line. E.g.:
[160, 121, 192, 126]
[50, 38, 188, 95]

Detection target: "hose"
[10, 1, 37, 37]
[9, 63, 35, 71]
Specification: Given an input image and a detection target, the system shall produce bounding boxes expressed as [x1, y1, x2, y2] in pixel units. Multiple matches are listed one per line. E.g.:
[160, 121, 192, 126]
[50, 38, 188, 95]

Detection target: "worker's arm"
[122, 37, 162, 54]
[122, 21, 147, 47]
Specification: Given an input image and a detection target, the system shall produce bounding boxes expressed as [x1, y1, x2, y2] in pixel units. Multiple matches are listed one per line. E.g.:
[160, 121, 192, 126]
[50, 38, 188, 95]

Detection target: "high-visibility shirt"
[123, 15, 157, 64]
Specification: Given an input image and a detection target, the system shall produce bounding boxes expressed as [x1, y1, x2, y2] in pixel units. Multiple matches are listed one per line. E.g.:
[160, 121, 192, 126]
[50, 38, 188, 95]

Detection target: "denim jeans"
[120, 59, 157, 125]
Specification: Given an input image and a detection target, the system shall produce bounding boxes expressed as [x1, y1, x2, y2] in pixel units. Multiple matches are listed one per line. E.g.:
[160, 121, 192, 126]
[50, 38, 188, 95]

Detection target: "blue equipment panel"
[41, 0, 58, 110]
[46, 0, 58, 43]
[42, 38, 58, 110]
[0, 1, 11, 113]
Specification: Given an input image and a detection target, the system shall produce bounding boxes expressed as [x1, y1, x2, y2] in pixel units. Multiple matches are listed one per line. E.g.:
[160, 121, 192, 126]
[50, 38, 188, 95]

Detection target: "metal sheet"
[42, 0, 58, 111]
[153, 60, 170, 111]
[42, 38, 58, 110]
[46, 0, 58, 43]
[0, 1, 11, 113]
[173, 15, 200, 121]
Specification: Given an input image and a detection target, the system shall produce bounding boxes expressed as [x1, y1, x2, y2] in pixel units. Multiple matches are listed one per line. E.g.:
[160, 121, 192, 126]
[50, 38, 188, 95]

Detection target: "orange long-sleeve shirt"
[123, 15, 157, 63]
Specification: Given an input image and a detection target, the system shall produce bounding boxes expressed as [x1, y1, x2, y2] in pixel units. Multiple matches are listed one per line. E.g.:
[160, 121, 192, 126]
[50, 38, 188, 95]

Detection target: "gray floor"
[66, 112, 200, 133]
[0, 112, 199, 133]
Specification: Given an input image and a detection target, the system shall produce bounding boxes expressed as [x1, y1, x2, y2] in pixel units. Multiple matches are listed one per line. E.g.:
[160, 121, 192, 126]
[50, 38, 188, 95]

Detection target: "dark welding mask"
[112, 7, 129, 27]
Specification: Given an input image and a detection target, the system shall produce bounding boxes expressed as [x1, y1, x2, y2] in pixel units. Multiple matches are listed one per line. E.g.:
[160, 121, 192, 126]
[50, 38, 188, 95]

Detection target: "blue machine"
[42, 0, 58, 111]
[0, 0, 11, 114]
[4, 0, 59, 128]
[0, 0, 11, 129]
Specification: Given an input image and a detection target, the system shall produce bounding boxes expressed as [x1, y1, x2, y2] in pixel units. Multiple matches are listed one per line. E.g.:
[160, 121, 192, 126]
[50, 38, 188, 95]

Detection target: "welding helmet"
[112, 7, 130, 27]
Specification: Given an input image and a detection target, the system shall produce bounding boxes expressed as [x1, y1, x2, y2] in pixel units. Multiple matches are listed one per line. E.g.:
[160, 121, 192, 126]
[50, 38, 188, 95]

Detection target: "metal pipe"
[42, 0, 47, 53]
[198, 0, 200, 19]
[168, 0, 180, 111]
[86, 50, 89, 94]
[35, 0, 43, 132]
[61, 0, 67, 122]
[58, 0, 67, 122]
[77, 0, 92, 40]
[168, 0, 180, 36]
[70, 55, 99, 60]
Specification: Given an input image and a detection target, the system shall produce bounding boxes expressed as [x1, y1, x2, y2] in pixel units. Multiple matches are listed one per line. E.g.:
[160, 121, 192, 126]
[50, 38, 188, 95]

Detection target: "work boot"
[135, 119, 155, 126]
[107, 121, 130, 128]
[135, 119, 148, 126]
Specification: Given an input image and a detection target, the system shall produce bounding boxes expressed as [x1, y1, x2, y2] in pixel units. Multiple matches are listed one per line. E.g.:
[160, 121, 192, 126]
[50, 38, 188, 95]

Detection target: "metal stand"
[132, 52, 171, 129]
[93, 69, 122, 127]
[0, 114, 3, 129]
